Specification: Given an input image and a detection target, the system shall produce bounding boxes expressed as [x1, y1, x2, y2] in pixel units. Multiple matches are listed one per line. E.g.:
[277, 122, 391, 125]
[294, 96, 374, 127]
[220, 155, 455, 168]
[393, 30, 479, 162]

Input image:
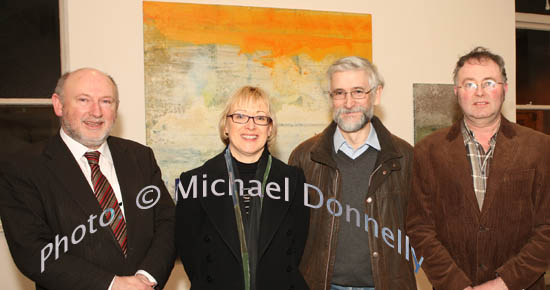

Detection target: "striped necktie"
[84, 151, 127, 256]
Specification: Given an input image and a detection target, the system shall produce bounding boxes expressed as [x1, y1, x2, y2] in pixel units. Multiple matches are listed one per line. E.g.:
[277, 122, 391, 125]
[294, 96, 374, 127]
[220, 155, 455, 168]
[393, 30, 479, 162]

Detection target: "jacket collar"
[44, 133, 128, 160]
[203, 145, 271, 179]
[446, 114, 516, 142]
[310, 116, 402, 168]
[443, 115, 519, 215]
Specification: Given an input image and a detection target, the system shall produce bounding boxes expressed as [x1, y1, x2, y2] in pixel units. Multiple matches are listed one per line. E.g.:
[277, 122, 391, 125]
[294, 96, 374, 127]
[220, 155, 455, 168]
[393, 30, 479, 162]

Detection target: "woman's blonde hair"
[218, 86, 277, 146]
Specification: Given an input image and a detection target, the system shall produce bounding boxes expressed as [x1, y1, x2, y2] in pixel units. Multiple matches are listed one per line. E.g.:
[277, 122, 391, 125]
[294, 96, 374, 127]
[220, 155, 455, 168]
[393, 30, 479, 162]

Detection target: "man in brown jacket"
[406, 47, 550, 290]
[289, 56, 418, 290]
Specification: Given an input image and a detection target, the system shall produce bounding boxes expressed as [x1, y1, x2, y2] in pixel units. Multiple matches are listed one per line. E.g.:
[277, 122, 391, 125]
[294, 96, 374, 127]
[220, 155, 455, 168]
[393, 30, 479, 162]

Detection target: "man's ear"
[373, 86, 383, 106]
[52, 94, 63, 117]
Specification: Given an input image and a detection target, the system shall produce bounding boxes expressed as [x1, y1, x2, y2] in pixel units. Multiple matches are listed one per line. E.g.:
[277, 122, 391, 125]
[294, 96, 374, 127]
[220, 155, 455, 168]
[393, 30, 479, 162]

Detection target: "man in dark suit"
[0, 68, 175, 290]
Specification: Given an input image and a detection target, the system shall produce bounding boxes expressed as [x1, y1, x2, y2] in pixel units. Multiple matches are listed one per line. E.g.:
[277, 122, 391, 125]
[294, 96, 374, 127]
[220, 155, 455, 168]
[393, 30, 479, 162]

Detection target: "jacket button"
[286, 248, 293, 255]
[382, 170, 387, 175]
[366, 197, 373, 203]
[286, 266, 292, 272]
[206, 254, 213, 262]
[372, 251, 379, 258]
[286, 229, 293, 236]
[206, 275, 214, 282]
[289, 286, 295, 290]
[204, 235, 211, 242]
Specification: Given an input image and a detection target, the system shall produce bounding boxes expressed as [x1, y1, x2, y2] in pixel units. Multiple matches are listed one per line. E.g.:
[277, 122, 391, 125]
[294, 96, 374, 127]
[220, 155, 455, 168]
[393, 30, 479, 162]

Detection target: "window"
[0, 0, 61, 99]
[0, 0, 61, 158]
[515, 2, 550, 134]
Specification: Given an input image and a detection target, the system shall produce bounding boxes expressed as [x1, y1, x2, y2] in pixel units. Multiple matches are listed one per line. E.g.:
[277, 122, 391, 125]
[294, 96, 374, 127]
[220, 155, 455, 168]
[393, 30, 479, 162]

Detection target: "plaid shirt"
[461, 120, 498, 210]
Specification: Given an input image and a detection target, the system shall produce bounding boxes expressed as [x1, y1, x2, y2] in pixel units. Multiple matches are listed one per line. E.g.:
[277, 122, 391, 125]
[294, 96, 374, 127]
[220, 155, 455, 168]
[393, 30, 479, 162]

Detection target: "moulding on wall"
[516, 12, 550, 30]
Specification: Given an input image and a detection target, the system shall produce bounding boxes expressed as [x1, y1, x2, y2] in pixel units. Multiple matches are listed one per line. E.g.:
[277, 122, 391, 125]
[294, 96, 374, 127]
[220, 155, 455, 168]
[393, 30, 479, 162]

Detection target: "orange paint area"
[143, 2, 372, 64]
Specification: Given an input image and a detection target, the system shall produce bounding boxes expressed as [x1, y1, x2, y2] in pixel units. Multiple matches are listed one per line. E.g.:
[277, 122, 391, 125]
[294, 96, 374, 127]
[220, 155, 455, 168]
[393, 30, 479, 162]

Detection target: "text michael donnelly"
[176, 175, 290, 202]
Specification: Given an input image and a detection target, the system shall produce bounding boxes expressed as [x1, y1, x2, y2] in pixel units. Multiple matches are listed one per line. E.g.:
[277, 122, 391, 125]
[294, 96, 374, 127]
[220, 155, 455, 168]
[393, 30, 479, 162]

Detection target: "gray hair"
[54, 68, 119, 103]
[326, 56, 385, 90]
[453, 46, 507, 85]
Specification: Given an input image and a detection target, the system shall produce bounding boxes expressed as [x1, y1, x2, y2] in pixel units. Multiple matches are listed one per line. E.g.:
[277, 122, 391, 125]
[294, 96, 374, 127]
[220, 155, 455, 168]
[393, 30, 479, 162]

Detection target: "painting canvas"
[143, 1, 372, 194]
[413, 83, 461, 144]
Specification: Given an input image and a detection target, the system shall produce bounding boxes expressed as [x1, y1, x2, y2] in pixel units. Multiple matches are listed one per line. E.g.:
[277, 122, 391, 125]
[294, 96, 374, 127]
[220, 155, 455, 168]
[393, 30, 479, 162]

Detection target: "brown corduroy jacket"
[406, 117, 550, 290]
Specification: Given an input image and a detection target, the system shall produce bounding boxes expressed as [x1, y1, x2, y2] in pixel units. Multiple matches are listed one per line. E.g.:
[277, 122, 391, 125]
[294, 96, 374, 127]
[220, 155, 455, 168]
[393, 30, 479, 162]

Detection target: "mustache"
[82, 117, 105, 123]
[334, 106, 367, 115]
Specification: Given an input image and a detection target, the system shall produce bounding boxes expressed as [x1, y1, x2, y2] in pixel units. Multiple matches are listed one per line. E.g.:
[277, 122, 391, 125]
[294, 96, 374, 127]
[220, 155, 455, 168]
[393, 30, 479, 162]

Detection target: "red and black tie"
[84, 151, 127, 256]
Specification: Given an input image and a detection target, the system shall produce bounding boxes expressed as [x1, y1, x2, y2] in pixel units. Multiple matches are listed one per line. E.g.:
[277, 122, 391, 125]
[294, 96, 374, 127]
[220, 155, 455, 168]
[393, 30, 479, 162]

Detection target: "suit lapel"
[108, 137, 140, 258]
[444, 125, 481, 217]
[258, 166, 291, 258]
[198, 154, 293, 261]
[44, 135, 103, 217]
[481, 120, 518, 219]
[198, 153, 242, 261]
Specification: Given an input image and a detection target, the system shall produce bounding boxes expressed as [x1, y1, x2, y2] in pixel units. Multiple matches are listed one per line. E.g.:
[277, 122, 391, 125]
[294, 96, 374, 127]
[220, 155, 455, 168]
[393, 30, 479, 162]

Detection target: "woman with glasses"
[175, 86, 310, 290]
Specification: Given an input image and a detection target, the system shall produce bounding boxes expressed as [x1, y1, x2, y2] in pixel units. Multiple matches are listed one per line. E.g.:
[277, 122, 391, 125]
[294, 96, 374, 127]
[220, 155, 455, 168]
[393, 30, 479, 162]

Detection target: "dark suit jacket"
[406, 117, 550, 290]
[0, 134, 175, 290]
[175, 151, 310, 290]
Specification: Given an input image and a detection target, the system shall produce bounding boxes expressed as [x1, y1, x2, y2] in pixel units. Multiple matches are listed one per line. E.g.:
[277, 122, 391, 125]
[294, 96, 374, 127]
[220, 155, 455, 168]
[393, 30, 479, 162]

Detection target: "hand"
[464, 287, 474, 290]
[135, 273, 156, 287]
[473, 277, 508, 290]
[112, 275, 154, 290]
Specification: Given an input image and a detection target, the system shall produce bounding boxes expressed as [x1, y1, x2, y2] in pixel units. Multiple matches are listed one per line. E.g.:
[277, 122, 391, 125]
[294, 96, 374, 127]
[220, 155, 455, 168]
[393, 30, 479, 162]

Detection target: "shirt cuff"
[136, 270, 157, 286]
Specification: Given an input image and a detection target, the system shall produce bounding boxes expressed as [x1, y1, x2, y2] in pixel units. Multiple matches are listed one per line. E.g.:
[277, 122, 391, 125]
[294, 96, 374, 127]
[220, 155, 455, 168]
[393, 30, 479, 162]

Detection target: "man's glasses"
[227, 113, 272, 126]
[329, 87, 375, 100]
[457, 80, 504, 92]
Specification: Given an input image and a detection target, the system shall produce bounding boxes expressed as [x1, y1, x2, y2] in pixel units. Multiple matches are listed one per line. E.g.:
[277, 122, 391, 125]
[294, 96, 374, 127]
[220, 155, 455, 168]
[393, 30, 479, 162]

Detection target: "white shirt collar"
[59, 128, 113, 164]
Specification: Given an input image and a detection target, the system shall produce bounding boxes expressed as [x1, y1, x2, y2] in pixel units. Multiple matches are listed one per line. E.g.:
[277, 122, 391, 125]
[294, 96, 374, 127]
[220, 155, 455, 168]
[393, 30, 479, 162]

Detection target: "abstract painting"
[413, 83, 461, 144]
[143, 1, 372, 194]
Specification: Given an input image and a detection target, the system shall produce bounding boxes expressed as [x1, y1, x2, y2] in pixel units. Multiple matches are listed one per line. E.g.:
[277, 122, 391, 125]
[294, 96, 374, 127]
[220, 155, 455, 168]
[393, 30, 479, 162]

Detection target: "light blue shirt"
[333, 125, 381, 159]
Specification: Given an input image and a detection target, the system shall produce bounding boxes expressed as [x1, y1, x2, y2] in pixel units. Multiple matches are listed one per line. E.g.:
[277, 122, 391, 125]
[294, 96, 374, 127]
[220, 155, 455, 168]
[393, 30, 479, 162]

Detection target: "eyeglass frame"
[226, 113, 272, 126]
[456, 79, 505, 92]
[329, 86, 376, 100]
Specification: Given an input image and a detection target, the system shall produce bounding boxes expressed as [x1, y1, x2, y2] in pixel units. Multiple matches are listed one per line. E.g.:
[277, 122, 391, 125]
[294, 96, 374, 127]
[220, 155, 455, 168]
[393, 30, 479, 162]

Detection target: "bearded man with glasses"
[289, 56, 417, 290]
[407, 47, 550, 290]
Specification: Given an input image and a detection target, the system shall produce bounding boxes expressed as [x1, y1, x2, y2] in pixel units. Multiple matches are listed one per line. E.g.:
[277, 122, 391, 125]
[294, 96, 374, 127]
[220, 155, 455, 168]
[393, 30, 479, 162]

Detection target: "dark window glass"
[517, 110, 550, 134]
[516, 29, 550, 105]
[0, 0, 61, 98]
[516, 0, 550, 15]
[0, 105, 58, 158]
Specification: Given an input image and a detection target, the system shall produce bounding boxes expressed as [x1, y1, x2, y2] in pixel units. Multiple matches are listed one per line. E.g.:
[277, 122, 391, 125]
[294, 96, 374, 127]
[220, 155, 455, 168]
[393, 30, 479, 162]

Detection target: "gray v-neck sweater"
[331, 147, 378, 287]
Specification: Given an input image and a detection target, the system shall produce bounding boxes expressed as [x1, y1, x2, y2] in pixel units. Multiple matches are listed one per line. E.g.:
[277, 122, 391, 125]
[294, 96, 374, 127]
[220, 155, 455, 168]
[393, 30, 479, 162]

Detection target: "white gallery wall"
[60, 0, 517, 144]
[0, 0, 516, 289]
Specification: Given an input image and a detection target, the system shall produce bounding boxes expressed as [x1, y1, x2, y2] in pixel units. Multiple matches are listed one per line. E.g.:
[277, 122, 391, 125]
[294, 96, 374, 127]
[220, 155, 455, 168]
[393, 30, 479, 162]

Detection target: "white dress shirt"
[60, 128, 125, 216]
[59, 128, 157, 289]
